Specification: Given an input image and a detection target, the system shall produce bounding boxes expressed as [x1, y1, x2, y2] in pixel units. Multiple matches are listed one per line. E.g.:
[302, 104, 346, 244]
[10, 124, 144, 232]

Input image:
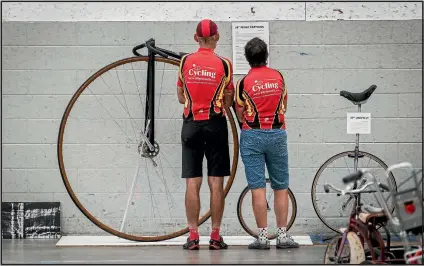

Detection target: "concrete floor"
[1, 240, 326, 264]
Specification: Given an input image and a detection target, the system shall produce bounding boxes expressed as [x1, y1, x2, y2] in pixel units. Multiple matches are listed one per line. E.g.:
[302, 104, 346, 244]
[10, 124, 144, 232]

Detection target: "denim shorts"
[240, 129, 289, 190]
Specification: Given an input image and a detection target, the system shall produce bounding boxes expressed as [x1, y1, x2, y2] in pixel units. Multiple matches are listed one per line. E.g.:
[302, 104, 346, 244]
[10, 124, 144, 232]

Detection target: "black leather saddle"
[340, 85, 377, 103]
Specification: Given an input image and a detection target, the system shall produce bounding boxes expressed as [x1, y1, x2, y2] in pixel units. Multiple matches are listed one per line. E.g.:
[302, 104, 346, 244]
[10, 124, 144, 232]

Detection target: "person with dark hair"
[176, 19, 234, 250]
[235, 37, 299, 250]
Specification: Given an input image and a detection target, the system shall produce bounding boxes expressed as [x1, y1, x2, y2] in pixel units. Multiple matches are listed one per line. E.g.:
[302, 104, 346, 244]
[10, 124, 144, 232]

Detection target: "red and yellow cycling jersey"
[236, 66, 287, 130]
[177, 48, 234, 121]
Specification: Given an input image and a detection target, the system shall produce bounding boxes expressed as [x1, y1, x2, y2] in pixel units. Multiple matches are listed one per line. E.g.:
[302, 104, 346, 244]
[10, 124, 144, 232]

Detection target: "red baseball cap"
[196, 19, 218, 38]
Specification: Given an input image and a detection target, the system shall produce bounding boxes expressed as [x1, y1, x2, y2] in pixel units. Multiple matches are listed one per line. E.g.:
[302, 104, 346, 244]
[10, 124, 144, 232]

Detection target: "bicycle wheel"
[58, 56, 239, 242]
[324, 234, 355, 264]
[311, 151, 397, 233]
[237, 179, 297, 239]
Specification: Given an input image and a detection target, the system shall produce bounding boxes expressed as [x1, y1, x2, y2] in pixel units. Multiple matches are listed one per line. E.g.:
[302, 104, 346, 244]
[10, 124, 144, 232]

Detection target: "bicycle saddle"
[359, 205, 388, 225]
[363, 205, 384, 213]
[340, 85, 377, 103]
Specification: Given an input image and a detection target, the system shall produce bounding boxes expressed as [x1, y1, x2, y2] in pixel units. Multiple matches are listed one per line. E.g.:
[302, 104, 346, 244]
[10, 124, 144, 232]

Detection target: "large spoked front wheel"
[311, 151, 397, 233]
[237, 179, 297, 239]
[58, 56, 239, 242]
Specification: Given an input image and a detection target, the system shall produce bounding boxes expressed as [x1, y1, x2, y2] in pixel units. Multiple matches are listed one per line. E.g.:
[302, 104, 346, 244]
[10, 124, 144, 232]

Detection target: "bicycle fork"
[335, 231, 366, 264]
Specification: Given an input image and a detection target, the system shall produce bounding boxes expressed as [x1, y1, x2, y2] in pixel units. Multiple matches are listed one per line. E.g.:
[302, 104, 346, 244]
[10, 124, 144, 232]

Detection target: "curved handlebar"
[385, 162, 413, 176]
[324, 181, 376, 195]
[145, 40, 169, 58]
[132, 38, 154, 56]
[132, 43, 145, 56]
[132, 38, 176, 59]
[325, 169, 392, 195]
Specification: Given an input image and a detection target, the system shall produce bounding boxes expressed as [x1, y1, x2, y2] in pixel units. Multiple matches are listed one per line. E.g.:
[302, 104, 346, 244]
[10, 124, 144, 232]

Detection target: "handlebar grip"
[379, 183, 390, 192]
[324, 184, 330, 193]
[132, 43, 146, 56]
[145, 40, 169, 58]
[132, 38, 155, 56]
[342, 171, 363, 184]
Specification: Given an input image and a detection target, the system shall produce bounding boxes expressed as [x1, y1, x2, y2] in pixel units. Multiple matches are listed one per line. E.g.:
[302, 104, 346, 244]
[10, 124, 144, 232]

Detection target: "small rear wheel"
[237, 179, 297, 239]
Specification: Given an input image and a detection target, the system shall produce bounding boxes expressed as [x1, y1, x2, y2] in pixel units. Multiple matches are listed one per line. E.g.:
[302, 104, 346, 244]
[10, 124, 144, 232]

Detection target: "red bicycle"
[323, 164, 422, 264]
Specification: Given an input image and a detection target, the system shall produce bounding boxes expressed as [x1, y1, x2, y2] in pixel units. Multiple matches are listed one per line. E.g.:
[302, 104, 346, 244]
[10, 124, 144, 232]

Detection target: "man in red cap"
[176, 19, 234, 250]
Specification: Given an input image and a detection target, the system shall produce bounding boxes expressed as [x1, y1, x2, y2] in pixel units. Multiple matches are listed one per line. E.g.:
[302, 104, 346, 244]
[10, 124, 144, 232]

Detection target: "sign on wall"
[232, 22, 270, 75]
[347, 113, 371, 134]
[1, 202, 61, 239]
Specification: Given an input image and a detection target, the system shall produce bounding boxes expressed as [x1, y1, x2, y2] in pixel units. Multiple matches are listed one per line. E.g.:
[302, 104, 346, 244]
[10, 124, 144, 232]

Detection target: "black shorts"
[181, 116, 231, 178]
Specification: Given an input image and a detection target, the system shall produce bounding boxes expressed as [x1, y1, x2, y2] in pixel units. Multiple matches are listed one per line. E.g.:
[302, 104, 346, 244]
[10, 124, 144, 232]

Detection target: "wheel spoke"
[86, 86, 134, 142]
[120, 160, 140, 232]
[343, 156, 351, 174]
[130, 63, 145, 113]
[130, 62, 147, 139]
[365, 157, 372, 168]
[144, 159, 164, 234]
[99, 73, 138, 142]
[152, 156, 177, 218]
[114, 68, 138, 139]
[158, 152, 184, 187]
[156, 62, 165, 115]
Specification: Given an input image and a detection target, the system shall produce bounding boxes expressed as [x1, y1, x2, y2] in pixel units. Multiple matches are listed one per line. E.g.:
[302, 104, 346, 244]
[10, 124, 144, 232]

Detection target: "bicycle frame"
[132, 38, 183, 151]
[336, 193, 387, 263]
[334, 168, 423, 264]
[344, 101, 376, 225]
[145, 41, 156, 146]
[371, 163, 423, 264]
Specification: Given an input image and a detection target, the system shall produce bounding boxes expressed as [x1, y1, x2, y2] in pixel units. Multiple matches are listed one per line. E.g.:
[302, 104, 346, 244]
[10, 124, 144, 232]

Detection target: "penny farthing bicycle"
[57, 38, 239, 242]
[58, 38, 298, 242]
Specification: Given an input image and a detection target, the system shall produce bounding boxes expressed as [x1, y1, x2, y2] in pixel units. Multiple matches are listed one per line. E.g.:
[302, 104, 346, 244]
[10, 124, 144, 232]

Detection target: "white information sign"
[232, 22, 270, 75]
[347, 113, 371, 134]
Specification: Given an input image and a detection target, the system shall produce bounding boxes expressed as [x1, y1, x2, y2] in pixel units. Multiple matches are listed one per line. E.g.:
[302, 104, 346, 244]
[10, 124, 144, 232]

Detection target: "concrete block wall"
[2, 2, 422, 236]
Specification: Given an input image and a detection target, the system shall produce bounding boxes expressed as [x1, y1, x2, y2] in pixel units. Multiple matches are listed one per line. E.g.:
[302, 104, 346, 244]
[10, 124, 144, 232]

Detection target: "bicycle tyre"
[311, 150, 397, 233]
[236, 179, 297, 239]
[323, 234, 353, 264]
[57, 56, 239, 242]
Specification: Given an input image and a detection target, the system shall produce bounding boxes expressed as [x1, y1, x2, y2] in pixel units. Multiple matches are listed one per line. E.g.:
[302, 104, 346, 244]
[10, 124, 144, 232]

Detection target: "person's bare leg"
[208, 176, 224, 230]
[274, 189, 288, 227]
[208, 175, 229, 249]
[274, 188, 299, 248]
[185, 177, 202, 230]
[251, 188, 267, 228]
[248, 187, 270, 249]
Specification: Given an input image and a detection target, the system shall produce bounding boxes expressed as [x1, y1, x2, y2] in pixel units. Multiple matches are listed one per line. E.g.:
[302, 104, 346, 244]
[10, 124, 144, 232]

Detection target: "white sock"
[258, 227, 268, 244]
[277, 227, 287, 239]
